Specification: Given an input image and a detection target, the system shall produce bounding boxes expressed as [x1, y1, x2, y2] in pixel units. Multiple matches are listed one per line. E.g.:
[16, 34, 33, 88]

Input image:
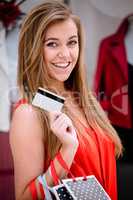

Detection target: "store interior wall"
[70, 0, 133, 87]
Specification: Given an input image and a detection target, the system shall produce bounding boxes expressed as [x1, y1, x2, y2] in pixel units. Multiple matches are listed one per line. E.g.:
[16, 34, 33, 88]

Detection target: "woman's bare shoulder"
[12, 103, 36, 120]
[11, 103, 38, 128]
[10, 103, 43, 140]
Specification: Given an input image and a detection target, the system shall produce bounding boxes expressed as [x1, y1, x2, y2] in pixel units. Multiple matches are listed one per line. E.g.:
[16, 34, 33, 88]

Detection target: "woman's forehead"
[45, 18, 78, 39]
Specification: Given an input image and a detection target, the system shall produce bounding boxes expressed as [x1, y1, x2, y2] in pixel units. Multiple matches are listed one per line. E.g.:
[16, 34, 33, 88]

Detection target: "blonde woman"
[10, 1, 122, 200]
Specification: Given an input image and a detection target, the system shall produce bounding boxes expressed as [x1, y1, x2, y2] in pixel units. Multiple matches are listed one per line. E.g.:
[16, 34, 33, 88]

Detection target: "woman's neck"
[47, 81, 69, 97]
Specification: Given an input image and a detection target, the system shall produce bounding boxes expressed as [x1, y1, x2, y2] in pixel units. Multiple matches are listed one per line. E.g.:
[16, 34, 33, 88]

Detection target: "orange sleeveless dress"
[15, 99, 117, 200]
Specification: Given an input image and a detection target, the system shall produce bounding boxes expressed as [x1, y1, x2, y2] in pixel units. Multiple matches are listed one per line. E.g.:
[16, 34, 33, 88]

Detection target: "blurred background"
[0, 0, 133, 199]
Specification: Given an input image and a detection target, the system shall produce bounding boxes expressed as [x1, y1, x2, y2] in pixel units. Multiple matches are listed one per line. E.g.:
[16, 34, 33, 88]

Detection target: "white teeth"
[53, 63, 70, 68]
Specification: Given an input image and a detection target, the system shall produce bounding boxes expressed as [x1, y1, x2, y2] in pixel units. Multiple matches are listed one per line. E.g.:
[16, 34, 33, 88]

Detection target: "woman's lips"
[52, 62, 70, 69]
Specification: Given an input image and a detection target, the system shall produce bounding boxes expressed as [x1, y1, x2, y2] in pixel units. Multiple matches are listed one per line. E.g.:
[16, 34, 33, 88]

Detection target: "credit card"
[32, 87, 65, 112]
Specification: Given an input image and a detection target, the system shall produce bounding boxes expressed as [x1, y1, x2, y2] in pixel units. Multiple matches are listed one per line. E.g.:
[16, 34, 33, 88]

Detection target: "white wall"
[89, 0, 133, 18]
[0, 27, 10, 131]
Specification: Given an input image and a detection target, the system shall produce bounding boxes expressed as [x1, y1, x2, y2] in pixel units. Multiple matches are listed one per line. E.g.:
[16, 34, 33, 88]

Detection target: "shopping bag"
[51, 175, 111, 200]
[38, 152, 111, 200]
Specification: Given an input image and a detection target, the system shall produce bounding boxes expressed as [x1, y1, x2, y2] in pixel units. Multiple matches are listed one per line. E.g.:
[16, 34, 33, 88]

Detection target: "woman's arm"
[10, 104, 78, 200]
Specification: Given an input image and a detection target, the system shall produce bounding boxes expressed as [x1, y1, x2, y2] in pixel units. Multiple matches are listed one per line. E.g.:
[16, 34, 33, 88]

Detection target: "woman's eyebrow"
[45, 35, 78, 42]
[69, 35, 78, 40]
[44, 38, 58, 42]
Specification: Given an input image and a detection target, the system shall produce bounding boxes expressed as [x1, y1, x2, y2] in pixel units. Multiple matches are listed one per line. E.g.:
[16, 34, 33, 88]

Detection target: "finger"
[59, 113, 72, 125]
[58, 120, 73, 133]
[66, 126, 73, 132]
[54, 115, 73, 129]
[52, 116, 72, 134]
[49, 111, 62, 122]
[59, 123, 72, 133]
[52, 117, 67, 131]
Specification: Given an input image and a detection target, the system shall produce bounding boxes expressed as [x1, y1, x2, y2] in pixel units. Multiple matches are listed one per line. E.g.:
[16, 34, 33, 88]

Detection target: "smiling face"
[43, 18, 79, 84]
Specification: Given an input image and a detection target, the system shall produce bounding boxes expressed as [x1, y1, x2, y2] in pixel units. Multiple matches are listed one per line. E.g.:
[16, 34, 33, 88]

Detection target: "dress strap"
[14, 99, 28, 111]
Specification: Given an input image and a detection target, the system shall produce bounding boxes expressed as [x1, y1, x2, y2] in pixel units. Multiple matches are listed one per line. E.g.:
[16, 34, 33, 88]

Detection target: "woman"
[10, 1, 122, 200]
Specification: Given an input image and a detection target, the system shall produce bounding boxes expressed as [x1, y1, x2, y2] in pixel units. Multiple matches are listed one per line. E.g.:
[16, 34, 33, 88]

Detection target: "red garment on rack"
[94, 15, 133, 128]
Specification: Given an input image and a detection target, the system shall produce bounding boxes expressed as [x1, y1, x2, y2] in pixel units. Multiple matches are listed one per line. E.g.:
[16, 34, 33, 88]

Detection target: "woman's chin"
[53, 74, 70, 82]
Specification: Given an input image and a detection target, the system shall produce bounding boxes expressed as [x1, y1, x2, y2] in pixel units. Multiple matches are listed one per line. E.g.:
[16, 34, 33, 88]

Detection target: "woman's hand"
[49, 112, 79, 148]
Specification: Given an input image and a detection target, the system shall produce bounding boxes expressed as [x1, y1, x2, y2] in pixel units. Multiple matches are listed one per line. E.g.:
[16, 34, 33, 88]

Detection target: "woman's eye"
[68, 40, 78, 46]
[46, 42, 58, 47]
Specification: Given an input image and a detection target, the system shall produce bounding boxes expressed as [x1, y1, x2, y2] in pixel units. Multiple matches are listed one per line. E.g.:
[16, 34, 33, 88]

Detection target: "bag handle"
[55, 152, 87, 181]
[55, 152, 76, 181]
[29, 178, 38, 200]
[50, 160, 60, 185]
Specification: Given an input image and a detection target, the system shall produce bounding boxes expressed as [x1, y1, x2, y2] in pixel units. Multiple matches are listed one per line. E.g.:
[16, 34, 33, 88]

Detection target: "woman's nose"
[58, 46, 70, 58]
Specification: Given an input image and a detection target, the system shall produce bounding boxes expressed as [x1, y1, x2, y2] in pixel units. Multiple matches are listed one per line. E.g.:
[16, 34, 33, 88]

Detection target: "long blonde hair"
[18, 0, 122, 161]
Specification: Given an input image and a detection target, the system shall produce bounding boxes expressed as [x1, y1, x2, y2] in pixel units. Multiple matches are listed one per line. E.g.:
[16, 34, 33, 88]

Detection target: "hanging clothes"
[94, 14, 133, 129]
